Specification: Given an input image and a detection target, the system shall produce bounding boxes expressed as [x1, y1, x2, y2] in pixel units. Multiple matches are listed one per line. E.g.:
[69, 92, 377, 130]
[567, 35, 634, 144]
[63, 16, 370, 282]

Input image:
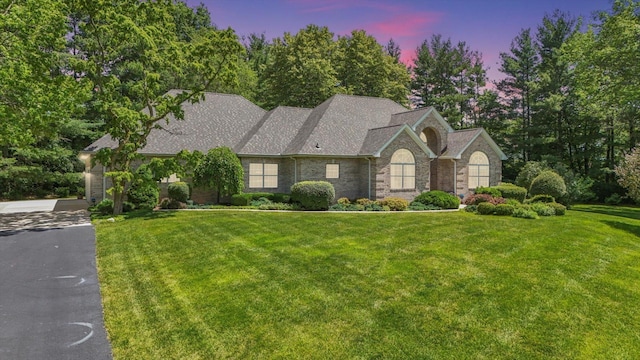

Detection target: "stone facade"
[455, 136, 503, 195]
[373, 131, 431, 201]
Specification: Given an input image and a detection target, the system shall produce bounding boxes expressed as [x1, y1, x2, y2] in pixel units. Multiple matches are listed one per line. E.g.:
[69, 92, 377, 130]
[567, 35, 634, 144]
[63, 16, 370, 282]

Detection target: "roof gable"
[360, 124, 436, 158]
[389, 107, 454, 133]
[440, 128, 507, 160]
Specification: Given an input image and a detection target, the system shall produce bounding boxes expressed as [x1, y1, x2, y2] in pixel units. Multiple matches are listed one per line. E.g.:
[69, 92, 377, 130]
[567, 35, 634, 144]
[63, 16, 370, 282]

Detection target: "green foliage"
[505, 198, 522, 206]
[512, 207, 539, 219]
[527, 194, 556, 204]
[378, 197, 409, 211]
[250, 197, 272, 207]
[193, 147, 244, 203]
[615, 147, 640, 203]
[475, 187, 502, 198]
[549, 202, 567, 216]
[122, 201, 136, 213]
[493, 183, 527, 203]
[337, 197, 351, 205]
[494, 204, 516, 216]
[604, 193, 623, 205]
[408, 201, 441, 211]
[412, 34, 486, 128]
[93, 199, 114, 215]
[290, 181, 335, 211]
[515, 162, 547, 191]
[257, 202, 295, 211]
[529, 170, 567, 200]
[355, 198, 374, 206]
[168, 182, 190, 203]
[126, 167, 160, 209]
[230, 192, 290, 206]
[530, 203, 556, 216]
[477, 202, 496, 215]
[464, 204, 478, 213]
[414, 190, 460, 209]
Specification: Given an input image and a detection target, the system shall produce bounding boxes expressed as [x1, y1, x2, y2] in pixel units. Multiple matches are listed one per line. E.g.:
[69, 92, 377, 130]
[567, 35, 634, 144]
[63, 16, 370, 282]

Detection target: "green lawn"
[95, 205, 640, 359]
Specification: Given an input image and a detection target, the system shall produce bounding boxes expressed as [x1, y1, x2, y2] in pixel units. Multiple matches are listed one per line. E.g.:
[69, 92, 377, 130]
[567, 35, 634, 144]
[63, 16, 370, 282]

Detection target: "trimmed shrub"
[379, 197, 409, 211]
[549, 202, 566, 216]
[258, 203, 295, 210]
[290, 181, 335, 210]
[477, 202, 496, 215]
[93, 199, 114, 215]
[231, 192, 274, 206]
[364, 202, 386, 211]
[355, 198, 374, 206]
[127, 182, 159, 209]
[408, 201, 438, 211]
[494, 204, 515, 216]
[505, 198, 521, 206]
[464, 204, 478, 213]
[272, 193, 291, 203]
[250, 197, 273, 206]
[337, 197, 351, 205]
[530, 203, 555, 216]
[168, 181, 190, 203]
[414, 190, 460, 209]
[494, 183, 527, 203]
[475, 186, 502, 198]
[512, 207, 539, 219]
[464, 193, 506, 206]
[55, 187, 70, 198]
[529, 170, 567, 200]
[527, 194, 555, 204]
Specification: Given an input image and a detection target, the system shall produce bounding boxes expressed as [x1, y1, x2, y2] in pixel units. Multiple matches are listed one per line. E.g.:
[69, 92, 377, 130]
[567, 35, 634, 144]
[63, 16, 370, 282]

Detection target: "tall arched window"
[468, 151, 489, 189]
[390, 149, 415, 190]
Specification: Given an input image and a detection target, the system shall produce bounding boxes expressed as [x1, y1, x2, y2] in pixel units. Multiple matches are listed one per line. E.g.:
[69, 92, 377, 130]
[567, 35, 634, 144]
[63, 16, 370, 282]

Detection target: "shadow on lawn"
[573, 205, 640, 221]
[91, 209, 177, 222]
[602, 220, 640, 238]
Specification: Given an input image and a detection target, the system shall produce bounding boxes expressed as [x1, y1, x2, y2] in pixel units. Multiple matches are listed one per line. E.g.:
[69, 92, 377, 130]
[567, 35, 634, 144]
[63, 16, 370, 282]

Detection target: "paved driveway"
[0, 202, 112, 359]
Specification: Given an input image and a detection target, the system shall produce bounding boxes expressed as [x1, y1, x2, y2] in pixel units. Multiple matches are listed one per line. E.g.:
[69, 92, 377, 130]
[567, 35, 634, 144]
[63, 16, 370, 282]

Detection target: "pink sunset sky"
[185, 0, 611, 82]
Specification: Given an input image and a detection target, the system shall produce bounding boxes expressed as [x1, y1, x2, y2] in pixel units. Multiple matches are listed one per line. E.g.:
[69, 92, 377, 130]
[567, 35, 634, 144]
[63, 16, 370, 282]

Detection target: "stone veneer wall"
[455, 136, 503, 196]
[373, 131, 431, 201]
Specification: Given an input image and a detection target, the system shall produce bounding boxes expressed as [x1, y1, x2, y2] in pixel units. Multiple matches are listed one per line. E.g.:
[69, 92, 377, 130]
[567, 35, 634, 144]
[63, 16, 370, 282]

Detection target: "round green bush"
[477, 202, 496, 215]
[529, 170, 567, 200]
[494, 204, 515, 216]
[127, 182, 159, 209]
[290, 181, 335, 210]
[168, 181, 190, 203]
[414, 190, 460, 209]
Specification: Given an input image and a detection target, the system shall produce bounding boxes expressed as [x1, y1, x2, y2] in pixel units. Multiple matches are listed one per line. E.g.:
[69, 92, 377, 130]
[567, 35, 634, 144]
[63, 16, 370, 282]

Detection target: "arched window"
[390, 149, 415, 190]
[468, 151, 489, 189]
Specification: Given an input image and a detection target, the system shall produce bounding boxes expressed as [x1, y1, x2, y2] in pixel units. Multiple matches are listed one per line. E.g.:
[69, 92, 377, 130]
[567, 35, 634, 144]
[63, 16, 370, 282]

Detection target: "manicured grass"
[95, 205, 640, 359]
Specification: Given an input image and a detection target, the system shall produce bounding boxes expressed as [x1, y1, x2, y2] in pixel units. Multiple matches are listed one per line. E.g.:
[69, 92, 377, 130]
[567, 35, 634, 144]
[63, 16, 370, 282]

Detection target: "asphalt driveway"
[0, 202, 112, 359]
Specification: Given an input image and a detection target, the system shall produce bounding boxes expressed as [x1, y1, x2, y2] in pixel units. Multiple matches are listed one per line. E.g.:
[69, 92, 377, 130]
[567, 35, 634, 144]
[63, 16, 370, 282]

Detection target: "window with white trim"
[249, 163, 278, 188]
[390, 149, 415, 190]
[326, 164, 339, 179]
[468, 151, 490, 189]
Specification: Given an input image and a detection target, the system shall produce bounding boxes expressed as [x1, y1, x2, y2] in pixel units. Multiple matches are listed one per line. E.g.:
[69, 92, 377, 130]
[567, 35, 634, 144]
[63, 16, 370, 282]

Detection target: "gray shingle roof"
[236, 106, 313, 155]
[359, 124, 405, 156]
[440, 128, 483, 159]
[83, 92, 266, 155]
[283, 94, 408, 156]
[388, 107, 433, 127]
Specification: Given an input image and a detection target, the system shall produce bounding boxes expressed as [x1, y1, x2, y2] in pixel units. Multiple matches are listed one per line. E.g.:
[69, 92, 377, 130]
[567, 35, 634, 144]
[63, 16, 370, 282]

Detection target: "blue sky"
[185, 0, 612, 81]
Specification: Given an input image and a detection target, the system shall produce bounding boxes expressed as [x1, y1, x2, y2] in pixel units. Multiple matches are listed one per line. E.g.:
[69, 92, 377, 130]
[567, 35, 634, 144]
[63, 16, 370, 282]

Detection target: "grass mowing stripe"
[96, 205, 640, 359]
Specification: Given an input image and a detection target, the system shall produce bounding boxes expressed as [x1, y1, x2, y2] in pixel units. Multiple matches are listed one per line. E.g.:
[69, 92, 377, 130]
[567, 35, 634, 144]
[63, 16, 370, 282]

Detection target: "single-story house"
[81, 92, 507, 204]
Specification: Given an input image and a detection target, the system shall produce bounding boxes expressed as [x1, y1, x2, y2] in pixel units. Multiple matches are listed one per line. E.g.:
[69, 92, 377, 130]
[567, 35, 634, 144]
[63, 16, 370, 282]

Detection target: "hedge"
[493, 183, 527, 203]
[230, 192, 291, 206]
[414, 190, 460, 209]
[291, 181, 335, 210]
[168, 181, 190, 203]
